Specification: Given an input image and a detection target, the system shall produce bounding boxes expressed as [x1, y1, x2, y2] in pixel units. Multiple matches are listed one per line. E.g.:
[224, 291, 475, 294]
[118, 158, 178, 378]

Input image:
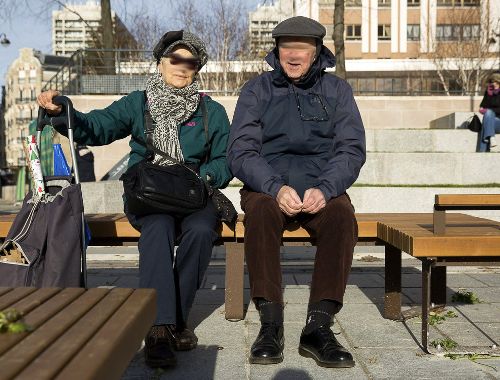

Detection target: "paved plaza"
[86, 246, 500, 380]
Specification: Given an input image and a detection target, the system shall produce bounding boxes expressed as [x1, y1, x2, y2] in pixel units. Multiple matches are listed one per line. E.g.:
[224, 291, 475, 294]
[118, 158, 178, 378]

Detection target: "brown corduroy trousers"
[240, 188, 358, 306]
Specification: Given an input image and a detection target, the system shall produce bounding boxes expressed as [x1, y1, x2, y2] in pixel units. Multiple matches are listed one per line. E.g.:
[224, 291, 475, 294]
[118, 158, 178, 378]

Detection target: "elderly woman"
[37, 31, 232, 368]
[479, 72, 500, 152]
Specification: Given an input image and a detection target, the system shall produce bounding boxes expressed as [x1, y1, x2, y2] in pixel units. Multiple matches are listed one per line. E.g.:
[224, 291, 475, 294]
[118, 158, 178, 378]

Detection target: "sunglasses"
[291, 86, 329, 122]
[164, 53, 200, 70]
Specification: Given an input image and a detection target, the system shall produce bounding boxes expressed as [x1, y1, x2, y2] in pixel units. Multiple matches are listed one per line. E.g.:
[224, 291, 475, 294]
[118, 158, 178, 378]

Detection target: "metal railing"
[42, 48, 488, 97]
[42, 49, 155, 95]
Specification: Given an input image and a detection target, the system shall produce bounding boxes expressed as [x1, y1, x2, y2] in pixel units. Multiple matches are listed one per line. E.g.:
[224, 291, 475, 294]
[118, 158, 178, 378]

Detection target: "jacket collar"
[265, 45, 336, 89]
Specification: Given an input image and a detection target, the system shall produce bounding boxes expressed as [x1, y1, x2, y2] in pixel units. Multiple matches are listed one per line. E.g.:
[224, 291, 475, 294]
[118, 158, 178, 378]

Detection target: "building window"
[378, 25, 391, 40]
[346, 0, 362, 6]
[378, 0, 391, 7]
[346, 25, 362, 40]
[407, 24, 420, 41]
[407, 0, 420, 6]
[436, 24, 480, 41]
[437, 0, 479, 6]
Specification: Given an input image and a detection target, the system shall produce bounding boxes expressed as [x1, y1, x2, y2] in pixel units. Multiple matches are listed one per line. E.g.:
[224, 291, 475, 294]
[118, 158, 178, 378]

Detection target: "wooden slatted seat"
[0, 287, 156, 380]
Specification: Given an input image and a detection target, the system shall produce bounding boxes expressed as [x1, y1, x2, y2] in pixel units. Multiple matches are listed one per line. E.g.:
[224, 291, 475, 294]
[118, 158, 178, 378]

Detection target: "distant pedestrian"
[478, 72, 500, 152]
[228, 16, 366, 368]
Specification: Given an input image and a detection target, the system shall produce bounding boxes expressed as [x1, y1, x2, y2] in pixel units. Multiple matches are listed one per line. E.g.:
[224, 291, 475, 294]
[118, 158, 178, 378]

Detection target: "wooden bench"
[2, 208, 499, 353]
[379, 207, 500, 352]
[433, 194, 500, 234]
[0, 287, 156, 380]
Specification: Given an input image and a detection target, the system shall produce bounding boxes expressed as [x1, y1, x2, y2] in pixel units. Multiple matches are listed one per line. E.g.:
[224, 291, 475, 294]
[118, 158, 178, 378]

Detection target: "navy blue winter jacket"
[227, 46, 366, 201]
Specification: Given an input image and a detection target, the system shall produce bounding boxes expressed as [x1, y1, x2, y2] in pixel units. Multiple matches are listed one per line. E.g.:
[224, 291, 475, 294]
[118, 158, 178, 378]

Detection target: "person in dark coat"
[478, 72, 500, 152]
[227, 16, 366, 368]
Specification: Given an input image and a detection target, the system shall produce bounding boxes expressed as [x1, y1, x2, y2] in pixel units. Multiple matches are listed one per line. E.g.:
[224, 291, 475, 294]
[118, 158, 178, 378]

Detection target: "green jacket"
[56, 90, 233, 188]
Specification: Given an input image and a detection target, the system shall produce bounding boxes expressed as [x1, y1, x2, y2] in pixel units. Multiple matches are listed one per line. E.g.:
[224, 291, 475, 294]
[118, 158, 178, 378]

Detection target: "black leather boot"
[166, 324, 198, 351]
[249, 301, 284, 364]
[144, 325, 177, 368]
[299, 325, 355, 368]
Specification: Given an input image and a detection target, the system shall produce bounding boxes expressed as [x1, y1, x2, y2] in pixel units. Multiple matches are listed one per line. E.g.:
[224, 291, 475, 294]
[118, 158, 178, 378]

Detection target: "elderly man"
[227, 16, 366, 368]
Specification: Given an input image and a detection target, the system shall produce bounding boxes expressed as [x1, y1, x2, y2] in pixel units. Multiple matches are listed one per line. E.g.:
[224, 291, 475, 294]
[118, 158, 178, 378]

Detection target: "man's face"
[278, 37, 317, 82]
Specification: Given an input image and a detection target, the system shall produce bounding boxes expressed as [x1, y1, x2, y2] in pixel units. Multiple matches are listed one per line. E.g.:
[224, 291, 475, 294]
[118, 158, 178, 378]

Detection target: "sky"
[0, 0, 264, 89]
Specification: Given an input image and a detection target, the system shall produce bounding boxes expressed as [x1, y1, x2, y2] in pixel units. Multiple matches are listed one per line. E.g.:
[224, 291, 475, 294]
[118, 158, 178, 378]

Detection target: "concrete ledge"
[358, 152, 500, 185]
[366, 129, 478, 152]
[429, 112, 479, 129]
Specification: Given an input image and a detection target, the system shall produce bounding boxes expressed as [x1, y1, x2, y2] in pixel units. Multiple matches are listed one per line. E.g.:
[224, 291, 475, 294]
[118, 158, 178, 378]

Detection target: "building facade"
[2, 48, 67, 168]
[52, 0, 136, 56]
[249, 0, 499, 94]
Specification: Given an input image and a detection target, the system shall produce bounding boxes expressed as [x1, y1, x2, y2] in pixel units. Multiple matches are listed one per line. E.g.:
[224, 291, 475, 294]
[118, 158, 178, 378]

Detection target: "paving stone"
[336, 304, 421, 349]
[455, 303, 500, 324]
[468, 273, 500, 287]
[354, 348, 499, 379]
[345, 286, 413, 306]
[346, 273, 385, 288]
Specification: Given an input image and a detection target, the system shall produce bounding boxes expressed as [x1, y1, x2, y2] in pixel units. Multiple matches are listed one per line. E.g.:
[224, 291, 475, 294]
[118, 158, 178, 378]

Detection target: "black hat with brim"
[272, 16, 326, 41]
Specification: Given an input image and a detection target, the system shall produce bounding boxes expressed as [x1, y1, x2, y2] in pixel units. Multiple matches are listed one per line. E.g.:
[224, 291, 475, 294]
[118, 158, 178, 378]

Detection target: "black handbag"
[122, 95, 237, 225]
[467, 114, 482, 132]
[121, 98, 210, 217]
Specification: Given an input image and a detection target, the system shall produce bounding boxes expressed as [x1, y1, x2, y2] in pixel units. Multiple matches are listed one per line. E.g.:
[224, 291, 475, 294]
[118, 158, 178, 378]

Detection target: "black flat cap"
[272, 16, 326, 41]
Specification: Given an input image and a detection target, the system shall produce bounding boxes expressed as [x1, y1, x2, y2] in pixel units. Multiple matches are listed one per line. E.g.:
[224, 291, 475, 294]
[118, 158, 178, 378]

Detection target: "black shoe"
[144, 325, 177, 368]
[166, 325, 198, 351]
[249, 323, 284, 364]
[299, 325, 355, 368]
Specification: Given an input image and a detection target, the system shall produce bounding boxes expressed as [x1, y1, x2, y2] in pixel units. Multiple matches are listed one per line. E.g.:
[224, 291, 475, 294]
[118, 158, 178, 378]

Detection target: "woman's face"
[493, 81, 500, 89]
[158, 46, 198, 89]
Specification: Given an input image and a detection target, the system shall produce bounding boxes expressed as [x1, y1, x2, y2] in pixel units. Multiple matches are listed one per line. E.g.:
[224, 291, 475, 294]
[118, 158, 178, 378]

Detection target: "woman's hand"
[36, 90, 62, 115]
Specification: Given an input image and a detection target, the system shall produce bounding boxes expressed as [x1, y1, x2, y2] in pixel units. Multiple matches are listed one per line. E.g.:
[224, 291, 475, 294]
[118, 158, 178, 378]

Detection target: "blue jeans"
[478, 109, 500, 152]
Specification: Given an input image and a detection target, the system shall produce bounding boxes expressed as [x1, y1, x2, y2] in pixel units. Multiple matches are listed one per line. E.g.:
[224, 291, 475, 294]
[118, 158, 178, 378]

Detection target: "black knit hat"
[272, 16, 326, 42]
[153, 30, 209, 69]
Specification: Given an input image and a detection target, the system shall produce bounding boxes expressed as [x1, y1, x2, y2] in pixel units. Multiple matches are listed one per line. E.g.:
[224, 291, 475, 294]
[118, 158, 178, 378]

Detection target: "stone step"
[359, 152, 500, 185]
[366, 129, 478, 153]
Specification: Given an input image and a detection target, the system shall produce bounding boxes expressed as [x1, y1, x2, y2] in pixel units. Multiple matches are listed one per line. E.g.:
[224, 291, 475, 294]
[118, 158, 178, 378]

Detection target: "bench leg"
[422, 259, 432, 353]
[384, 244, 402, 320]
[431, 266, 447, 306]
[224, 242, 244, 321]
[433, 209, 446, 235]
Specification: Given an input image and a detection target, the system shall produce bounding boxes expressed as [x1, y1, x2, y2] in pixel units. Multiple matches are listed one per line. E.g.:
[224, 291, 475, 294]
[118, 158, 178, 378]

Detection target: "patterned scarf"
[145, 69, 200, 165]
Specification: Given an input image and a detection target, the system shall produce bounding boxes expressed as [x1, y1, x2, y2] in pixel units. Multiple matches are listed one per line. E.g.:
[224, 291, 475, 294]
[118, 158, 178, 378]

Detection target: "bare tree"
[428, 6, 497, 95]
[333, 0, 346, 79]
[171, 0, 258, 94]
[101, 0, 114, 74]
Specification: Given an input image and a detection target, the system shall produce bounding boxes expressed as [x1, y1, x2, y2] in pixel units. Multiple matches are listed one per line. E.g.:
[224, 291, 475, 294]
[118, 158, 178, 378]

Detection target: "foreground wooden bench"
[0, 287, 156, 380]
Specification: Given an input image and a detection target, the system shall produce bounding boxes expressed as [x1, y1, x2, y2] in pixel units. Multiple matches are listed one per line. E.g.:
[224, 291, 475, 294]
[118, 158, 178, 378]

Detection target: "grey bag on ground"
[0, 176, 83, 287]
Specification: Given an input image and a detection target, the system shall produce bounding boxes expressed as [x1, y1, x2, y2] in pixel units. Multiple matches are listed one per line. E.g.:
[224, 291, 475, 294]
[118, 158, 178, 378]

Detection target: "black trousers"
[126, 201, 219, 326]
[241, 189, 358, 307]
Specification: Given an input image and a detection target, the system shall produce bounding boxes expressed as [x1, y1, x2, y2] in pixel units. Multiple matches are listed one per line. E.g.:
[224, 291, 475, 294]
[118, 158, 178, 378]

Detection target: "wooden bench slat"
[0, 287, 13, 297]
[0, 287, 37, 311]
[0, 288, 110, 379]
[55, 288, 156, 380]
[436, 194, 500, 206]
[17, 288, 135, 380]
[0, 288, 86, 357]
